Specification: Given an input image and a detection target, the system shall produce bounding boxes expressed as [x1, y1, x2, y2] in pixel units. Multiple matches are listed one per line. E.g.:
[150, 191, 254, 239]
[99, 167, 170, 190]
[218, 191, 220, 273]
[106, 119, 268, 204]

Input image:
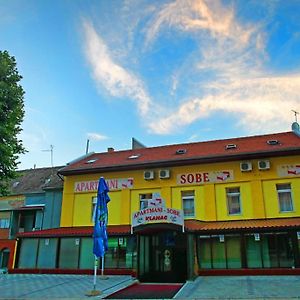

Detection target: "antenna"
[292, 110, 299, 122]
[42, 145, 54, 167]
[86, 139, 90, 154]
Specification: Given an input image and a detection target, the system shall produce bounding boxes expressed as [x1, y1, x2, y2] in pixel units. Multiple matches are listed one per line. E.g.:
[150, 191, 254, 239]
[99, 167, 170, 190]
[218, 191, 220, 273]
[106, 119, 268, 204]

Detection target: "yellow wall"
[60, 155, 300, 227]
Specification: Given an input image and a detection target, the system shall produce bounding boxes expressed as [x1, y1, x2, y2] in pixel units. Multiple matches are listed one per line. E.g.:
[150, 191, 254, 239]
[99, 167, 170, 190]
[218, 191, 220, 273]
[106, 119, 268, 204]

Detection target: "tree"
[0, 50, 25, 195]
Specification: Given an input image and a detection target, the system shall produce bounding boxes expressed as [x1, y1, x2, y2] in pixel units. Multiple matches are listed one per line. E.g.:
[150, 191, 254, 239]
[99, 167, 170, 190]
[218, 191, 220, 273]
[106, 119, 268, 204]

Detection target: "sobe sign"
[177, 170, 234, 185]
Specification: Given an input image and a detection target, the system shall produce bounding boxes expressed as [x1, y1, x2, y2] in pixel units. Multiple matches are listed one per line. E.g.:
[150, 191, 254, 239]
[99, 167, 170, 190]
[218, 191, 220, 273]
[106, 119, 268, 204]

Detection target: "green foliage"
[0, 50, 25, 195]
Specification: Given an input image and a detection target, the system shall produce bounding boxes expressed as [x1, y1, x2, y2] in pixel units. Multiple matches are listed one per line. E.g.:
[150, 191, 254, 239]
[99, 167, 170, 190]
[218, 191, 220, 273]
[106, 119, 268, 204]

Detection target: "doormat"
[105, 283, 183, 299]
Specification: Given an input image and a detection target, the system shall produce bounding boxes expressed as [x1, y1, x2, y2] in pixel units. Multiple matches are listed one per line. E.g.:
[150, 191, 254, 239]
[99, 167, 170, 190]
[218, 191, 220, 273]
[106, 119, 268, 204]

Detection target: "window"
[182, 191, 195, 217]
[91, 197, 97, 221]
[226, 187, 241, 215]
[139, 193, 152, 210]
[0, 219, 10, 229]
[277, 183, 293, 212]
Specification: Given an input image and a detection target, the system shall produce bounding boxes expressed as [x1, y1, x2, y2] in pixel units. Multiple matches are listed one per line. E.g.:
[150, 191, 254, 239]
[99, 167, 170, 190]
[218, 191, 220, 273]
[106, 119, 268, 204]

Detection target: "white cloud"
[82, 20, 152, 116]
[148, 75, 300, 134]
[82, 1, 299, 137]
[87, 132, 108, 141]
[145, 0, 255, 48]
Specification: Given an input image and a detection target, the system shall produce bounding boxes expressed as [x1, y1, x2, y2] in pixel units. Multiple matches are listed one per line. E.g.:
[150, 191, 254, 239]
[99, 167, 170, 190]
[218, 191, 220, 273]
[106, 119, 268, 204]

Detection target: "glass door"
[138, 231, 186, 282]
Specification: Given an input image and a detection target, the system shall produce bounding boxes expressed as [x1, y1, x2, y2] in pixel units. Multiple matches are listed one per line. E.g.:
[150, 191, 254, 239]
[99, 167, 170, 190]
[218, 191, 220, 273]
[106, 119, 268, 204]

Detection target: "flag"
[93, 177, 110, 258]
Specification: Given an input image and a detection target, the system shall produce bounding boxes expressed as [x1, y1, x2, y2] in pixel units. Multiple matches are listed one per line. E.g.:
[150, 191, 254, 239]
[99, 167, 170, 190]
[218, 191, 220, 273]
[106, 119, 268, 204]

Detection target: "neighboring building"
[15, 126, 300, 282]
[0, 167, 63, 271]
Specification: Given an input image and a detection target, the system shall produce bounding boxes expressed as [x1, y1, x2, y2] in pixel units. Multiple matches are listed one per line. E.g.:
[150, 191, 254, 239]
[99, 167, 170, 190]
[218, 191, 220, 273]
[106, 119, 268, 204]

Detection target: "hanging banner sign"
[74, 178, 133, 192]
[132, 207, 184, 228]
[277, 164, 300, 177]
[177, 170, 234, 185]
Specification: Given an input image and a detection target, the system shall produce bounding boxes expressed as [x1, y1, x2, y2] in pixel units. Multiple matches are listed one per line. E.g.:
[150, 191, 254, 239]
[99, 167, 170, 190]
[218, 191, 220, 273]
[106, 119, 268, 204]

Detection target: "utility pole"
[292, 110, 299, 123]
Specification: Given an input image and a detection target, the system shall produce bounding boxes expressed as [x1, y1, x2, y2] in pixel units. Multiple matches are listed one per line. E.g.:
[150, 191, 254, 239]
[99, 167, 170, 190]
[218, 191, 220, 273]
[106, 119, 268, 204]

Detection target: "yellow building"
[15, 128, 300, 281]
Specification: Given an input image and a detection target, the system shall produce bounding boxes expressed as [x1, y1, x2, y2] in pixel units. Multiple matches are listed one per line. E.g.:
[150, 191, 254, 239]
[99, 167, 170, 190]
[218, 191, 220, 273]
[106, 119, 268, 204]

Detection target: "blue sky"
[1, 0, 300, 170]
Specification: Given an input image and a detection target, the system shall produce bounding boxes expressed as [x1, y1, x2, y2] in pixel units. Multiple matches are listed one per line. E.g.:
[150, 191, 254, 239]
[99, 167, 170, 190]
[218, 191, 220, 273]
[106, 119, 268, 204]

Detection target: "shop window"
[79, 238, 94, 269]
[105, 236, 137, 269]
[276, 184, 293, 212]
[18, 238, 39, 268]
[197, 236, 212, 269]
[226, 187, 241, 215]
[59, 238, 80, 269]
[226, 235, 242, 268]
[245, 234, 263, 268]
[37, 238, 58, 269]
[139, 193, 152, 210]
[211, 235, 226, 268]
[181, 191, 195, 217]
[261, 233, 295, 268]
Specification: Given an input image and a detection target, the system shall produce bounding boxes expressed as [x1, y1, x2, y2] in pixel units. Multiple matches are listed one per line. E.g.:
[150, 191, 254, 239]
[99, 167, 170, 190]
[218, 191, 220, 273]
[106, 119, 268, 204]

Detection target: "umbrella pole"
[85, 256, 101, 296]
[93, 255, 98, 290]
[100, 255, 109, 279]
[101, 255, 104, 276]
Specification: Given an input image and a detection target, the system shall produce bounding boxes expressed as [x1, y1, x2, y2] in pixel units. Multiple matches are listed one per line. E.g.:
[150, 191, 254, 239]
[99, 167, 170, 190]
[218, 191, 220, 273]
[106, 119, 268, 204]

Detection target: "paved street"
[0, 274, 300, 299]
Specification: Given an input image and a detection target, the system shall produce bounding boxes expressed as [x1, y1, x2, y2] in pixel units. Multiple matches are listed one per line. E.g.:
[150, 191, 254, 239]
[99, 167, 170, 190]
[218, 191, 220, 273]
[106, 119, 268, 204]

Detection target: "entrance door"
[138, 231, 186, 283]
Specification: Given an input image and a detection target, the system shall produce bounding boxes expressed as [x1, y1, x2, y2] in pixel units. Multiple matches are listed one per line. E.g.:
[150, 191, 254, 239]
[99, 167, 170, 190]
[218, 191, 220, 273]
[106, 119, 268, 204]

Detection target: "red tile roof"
[17, 225, 131, 238]
[185, 217, 300, 232]
[59, 132, 300, 175]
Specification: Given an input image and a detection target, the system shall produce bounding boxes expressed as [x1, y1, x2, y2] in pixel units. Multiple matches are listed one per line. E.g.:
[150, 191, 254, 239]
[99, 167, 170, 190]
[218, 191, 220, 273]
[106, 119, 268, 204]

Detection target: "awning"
[17, 225, 131, 238]
[14, 205, 45, 211]
[184, 217, 300, 233]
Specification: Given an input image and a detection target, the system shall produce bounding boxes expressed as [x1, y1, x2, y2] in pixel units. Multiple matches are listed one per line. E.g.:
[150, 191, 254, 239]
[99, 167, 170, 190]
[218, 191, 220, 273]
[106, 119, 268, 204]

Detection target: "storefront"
[12, 129, 300, 280]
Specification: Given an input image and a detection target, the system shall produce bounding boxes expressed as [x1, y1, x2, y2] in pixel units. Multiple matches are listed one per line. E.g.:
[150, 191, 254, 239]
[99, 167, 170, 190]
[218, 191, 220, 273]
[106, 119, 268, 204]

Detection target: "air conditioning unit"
[144, 170, 154, 180]
[159, 169, 170, 179]
[240, 161, 252, 172]
[258, 160, 270, 170]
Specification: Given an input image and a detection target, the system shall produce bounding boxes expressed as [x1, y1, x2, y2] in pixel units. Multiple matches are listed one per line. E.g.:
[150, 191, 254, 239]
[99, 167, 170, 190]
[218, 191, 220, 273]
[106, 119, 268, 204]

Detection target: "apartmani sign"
[132, 194, 184, 231]
[74, 178, 133, 192]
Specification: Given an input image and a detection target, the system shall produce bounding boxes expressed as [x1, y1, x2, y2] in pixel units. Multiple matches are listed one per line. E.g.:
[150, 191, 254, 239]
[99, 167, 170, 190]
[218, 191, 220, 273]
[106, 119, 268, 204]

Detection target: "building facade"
[15, 129, 300, 282]
[0, 167, 63, 272]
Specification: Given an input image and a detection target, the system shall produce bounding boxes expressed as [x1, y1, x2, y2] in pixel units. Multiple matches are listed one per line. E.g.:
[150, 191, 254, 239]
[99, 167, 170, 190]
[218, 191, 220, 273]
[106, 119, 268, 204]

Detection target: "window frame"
[276, 183, 294, 213]
[226, 187, 242, 216]
[139, 193, 152, 210]
[181, 190, 195, 218]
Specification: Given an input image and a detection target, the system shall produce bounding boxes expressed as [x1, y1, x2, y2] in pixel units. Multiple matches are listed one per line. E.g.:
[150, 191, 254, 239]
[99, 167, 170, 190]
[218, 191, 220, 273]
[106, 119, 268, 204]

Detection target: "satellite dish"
[292, 122, 300, 132]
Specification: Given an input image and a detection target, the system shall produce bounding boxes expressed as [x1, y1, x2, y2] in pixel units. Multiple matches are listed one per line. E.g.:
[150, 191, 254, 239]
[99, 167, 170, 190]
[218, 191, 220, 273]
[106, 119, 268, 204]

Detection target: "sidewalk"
[0, 274, 136, 299]
[175, 275, 300, 299]
[1, 274, 300, 299]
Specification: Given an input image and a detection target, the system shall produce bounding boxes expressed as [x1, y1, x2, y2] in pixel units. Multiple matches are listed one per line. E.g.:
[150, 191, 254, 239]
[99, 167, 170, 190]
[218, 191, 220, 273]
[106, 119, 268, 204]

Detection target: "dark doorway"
[0, 248, 10, 269]
[138, 230, 187, 283]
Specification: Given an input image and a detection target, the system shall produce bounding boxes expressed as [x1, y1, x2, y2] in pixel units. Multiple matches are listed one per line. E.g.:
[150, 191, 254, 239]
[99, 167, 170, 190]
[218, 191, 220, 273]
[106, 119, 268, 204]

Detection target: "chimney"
[107, 147, 115, 153]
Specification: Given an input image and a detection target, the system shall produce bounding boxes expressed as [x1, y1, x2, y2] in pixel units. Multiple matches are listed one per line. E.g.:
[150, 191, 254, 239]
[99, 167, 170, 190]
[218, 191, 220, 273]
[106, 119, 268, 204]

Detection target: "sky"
[1, 0, 300, 170]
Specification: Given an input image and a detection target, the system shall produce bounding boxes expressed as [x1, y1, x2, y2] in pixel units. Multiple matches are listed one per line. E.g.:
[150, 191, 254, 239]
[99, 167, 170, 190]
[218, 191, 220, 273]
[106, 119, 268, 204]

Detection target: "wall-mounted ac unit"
[258, 160, 270, 170]
[159, 169, 170, 179]
[240, 161, 252, 172]
[144, 170, 154, 180]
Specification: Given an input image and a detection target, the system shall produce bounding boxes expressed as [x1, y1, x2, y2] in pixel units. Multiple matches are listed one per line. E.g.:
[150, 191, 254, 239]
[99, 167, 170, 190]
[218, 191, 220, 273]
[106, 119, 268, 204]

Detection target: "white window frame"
[226, 187, 241, 215]
[139, 193, 152, 210]
[276, 183, 293, 212]
[91, 196, 97, 222]
[182, 191, 195, 218]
